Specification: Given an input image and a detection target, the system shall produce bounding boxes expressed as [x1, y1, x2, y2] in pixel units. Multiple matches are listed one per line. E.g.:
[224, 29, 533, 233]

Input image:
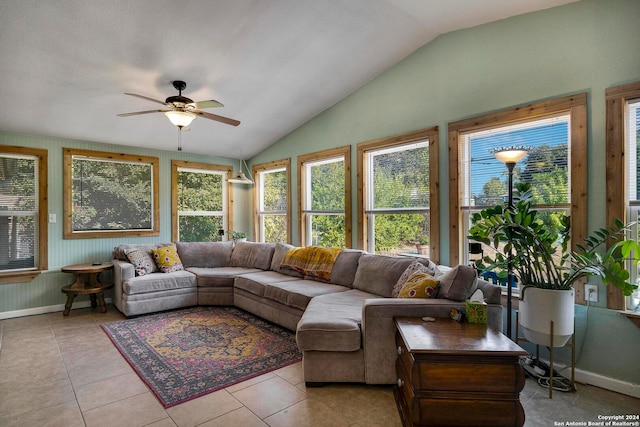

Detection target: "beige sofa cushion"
[176, 241, 234, 268]
[270, 243, 303, 278]
[304, 249, 363, 287]
[234, 271, 300, 297]
[437, 264, 478, 301]
[297, 289, 377, 352]
[187, 266, 261, 287]
[352, 255, 417, 297]
[230, 241, 275, 270]
[265, 280, 350, 311]
[123, 270, 196, 295]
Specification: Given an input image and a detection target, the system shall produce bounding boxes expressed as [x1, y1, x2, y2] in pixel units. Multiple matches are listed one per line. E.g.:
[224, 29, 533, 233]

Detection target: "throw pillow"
[437, 264, 478, 301]
[392, 260, 433, 298]
[151, 244, 184, 273]
[398, 273, 439, 299]
[124, 248, 157, 276]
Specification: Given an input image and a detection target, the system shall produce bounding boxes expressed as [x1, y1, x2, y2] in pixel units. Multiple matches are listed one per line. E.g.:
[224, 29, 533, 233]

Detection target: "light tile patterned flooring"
[0, 305, 637, 427]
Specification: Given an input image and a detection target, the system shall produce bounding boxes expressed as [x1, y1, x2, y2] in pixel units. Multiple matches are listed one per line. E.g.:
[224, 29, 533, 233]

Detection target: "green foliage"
[468, 183, 640, 296]
[177, 169, 224, 242]
[72, 159, 152, 231]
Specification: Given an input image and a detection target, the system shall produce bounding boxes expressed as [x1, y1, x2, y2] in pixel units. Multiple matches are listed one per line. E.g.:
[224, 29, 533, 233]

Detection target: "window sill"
[620, 311, 640, 328]
[0, 270, 42, 285]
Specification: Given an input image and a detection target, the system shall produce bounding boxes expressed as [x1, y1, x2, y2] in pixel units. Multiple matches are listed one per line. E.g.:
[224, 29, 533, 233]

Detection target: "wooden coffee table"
[61, 263, 114, 316]
[394, 317, 528, 427]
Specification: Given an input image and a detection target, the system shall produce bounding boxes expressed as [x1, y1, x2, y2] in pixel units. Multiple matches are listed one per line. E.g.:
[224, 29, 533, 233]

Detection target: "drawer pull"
[397, 378, 404, 388]
[397, 346, 402, 355]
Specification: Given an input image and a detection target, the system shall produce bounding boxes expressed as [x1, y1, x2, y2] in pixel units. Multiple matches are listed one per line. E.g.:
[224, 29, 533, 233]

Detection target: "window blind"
[461, 114, 570, 208]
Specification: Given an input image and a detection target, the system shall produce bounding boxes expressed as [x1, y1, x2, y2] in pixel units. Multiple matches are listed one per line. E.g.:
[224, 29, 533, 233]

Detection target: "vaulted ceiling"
[0, 0, 577, 158]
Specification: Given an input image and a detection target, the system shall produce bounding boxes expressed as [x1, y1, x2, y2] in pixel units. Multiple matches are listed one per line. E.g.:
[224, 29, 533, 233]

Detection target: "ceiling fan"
[117, 80, 240, 128]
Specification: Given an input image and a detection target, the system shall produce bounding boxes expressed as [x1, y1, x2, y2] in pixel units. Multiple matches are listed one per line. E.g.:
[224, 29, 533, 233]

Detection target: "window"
[171, 161, 232, 242]
[63, 149, 159, 239]
[0, 145, 48, 284]
[253, 159, 290, 243]
[298, 146, 351, 247]
[449, 93, 587, 299]
[606, 81, 640, 311]
[357, 127, 439, 261]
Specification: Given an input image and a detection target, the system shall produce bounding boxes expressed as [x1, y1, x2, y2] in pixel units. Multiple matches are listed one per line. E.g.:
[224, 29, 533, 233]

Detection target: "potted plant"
[468, 183, 639, 346]
[415, 235, 429, 255]
[227, 230, 247, 244]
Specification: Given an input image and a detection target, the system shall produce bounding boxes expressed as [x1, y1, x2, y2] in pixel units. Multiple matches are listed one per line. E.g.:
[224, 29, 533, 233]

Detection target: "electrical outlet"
[584, 284, 598, 303]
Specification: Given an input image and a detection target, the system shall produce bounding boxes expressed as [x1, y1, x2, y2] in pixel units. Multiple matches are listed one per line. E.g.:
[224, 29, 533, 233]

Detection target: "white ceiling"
[0, 0, 577, 159]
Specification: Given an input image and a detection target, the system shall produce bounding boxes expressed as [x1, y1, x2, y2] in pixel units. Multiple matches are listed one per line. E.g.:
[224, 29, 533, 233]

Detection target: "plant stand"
[515, 311, 575, 399]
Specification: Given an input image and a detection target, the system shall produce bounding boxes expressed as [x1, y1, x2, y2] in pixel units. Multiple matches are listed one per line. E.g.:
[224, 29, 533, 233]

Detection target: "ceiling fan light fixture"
[165, 110, 196, 128]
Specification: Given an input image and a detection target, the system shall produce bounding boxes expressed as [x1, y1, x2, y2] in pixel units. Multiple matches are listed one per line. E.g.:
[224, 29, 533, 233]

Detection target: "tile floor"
[0, 305, 638, 427]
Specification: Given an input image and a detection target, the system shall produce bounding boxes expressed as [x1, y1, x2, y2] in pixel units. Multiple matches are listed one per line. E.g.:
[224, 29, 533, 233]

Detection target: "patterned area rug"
[101, 306, 302, 408]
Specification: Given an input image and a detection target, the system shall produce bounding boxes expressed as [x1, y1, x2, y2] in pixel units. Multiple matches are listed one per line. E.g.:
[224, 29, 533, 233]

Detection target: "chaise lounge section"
[111, 241, 503, 385]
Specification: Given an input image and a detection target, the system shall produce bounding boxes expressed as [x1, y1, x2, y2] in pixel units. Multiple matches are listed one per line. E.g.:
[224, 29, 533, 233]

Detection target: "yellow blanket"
[280, 246, 342, 281]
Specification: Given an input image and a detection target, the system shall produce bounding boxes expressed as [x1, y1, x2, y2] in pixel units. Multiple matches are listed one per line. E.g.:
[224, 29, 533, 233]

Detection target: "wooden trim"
[605, 81, 640, 309]
[297, 146, 351, 248]
[448, 94, 588, 301]
[63, 148, 159, 239]
[0, 145, 48, 281]
[356, 126, 440, 262]
[252, 158, 291, 243]
[171, 160, 233, 242]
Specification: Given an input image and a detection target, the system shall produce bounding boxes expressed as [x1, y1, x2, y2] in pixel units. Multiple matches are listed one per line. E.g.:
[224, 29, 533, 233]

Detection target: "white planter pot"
[519, 287, 575, 347]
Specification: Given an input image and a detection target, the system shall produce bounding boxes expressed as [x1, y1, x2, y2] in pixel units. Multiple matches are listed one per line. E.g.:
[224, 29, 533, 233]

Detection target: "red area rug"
[101, 306, 302, 408]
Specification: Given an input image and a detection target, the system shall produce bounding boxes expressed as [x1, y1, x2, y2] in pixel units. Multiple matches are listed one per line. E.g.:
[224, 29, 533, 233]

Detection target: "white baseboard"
[0, 298, 113, 320]
[536, 359, 640, 398]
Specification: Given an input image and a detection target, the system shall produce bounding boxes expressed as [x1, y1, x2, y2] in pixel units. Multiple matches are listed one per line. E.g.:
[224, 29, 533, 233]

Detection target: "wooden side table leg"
[63, 292, 77, 316]
[97, 292, 107, 313]
[90, 293, 98, 308]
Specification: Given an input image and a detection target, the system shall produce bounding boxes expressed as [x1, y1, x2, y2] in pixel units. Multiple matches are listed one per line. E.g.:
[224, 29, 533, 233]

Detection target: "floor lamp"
[491, 146, 530, 340]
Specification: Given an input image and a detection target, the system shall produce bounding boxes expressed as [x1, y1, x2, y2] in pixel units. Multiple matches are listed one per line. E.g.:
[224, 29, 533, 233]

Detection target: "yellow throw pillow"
[398, 272, 439, 299]
[151, 244, 184, 273]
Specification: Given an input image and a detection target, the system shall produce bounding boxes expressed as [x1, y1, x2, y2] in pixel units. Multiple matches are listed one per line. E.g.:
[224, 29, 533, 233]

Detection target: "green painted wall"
[0, 131, 250, 313]
[250, 0, 640, 386]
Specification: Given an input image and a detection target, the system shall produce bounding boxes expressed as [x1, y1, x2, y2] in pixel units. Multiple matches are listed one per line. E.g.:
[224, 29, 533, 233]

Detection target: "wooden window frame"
[171, 160, 233, 242]
[63, 148, 159, 239]
[605, 81, 640, 310]
[297, 146, 352, 247]
[356, 127, 440, 263]
[0, 145, 48, 284]
[252, 158, 291, 244]
[448, 93, 588, 302]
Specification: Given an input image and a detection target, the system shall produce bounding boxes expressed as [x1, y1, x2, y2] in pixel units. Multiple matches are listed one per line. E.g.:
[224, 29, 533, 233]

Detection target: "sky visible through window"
[469, 119, 569, 197]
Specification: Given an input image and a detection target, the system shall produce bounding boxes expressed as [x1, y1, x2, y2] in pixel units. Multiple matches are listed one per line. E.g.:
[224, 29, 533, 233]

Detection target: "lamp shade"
[165, 110, 196, 128]
[228, 171, 254, 185]
[491, 146, 530, 164]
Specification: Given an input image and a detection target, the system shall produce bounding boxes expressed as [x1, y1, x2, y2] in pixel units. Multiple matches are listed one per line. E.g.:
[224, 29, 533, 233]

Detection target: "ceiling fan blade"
[195, 110, 240, 126]
[124, 93, 167, 105]
[117, 109, 168, 117]
[192, 99, 224, 109]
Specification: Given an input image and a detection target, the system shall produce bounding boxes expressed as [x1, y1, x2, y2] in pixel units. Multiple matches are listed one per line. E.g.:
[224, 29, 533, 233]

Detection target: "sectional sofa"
[111, 241, 503, 385]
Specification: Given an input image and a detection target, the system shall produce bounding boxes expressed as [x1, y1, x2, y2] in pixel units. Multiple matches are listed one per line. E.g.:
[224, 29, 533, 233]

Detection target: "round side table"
[61, 263, 114, 316]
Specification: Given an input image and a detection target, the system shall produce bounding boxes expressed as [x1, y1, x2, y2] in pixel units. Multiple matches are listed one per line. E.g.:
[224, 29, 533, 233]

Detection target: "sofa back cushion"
[176, 241, 233, 268]
[437, 264, 478, 301]
[230, 241, 275, 270]
[307, 249, 363, 287]
[352, 255, 418, 297]
[270, 243, 304, 278]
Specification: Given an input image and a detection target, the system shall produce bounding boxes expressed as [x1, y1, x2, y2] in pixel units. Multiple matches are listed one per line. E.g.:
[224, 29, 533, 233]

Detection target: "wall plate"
[584, 284, 598, 303]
